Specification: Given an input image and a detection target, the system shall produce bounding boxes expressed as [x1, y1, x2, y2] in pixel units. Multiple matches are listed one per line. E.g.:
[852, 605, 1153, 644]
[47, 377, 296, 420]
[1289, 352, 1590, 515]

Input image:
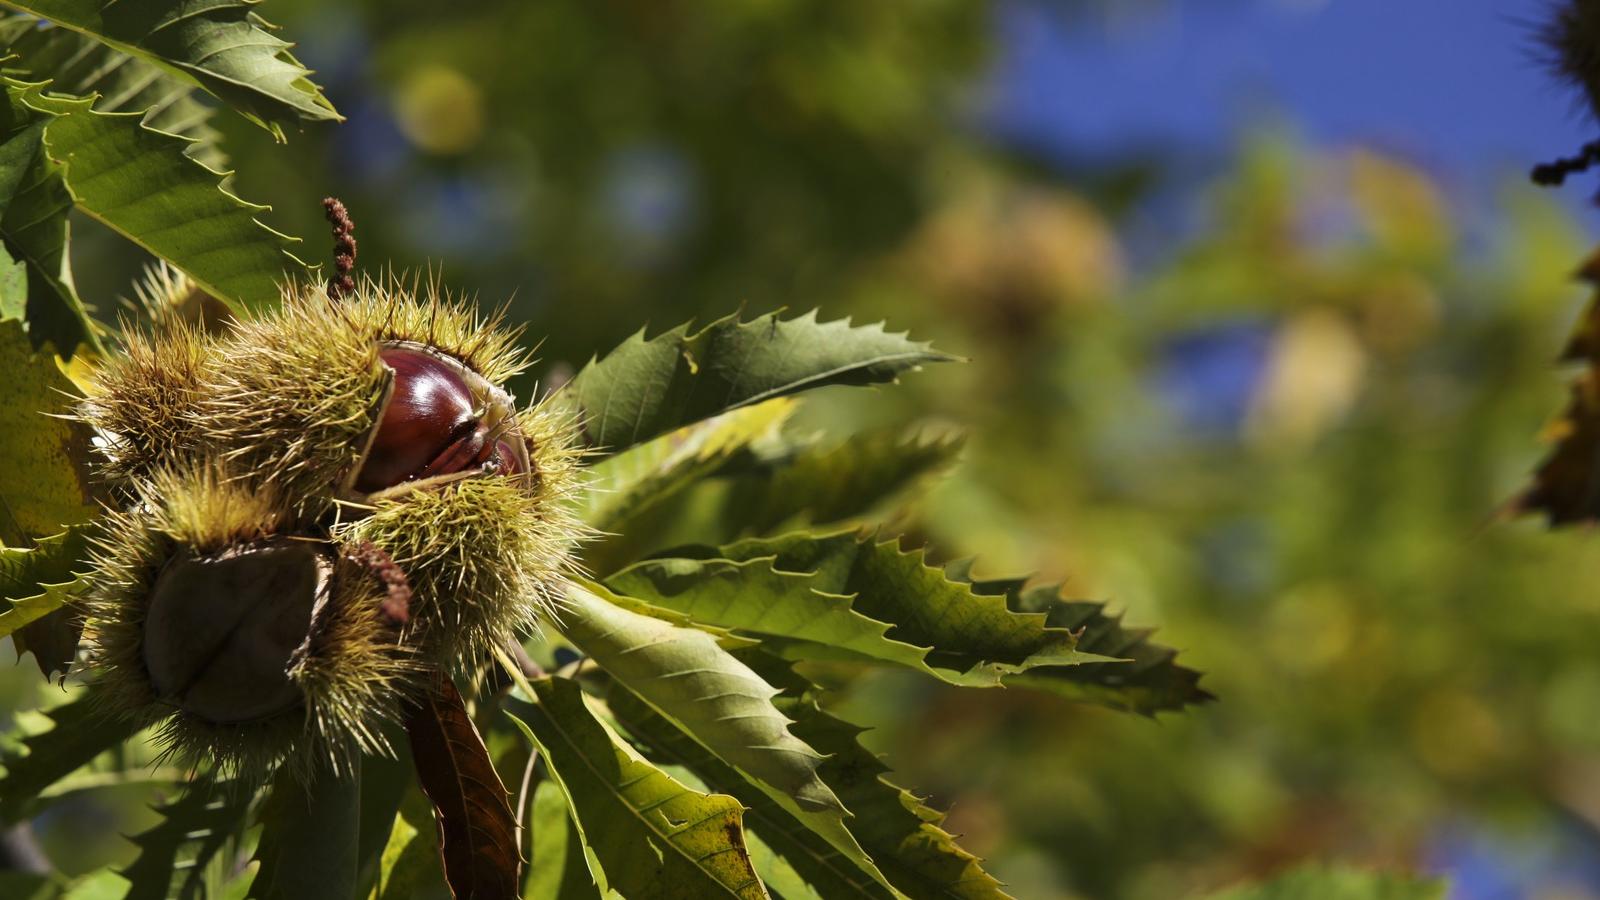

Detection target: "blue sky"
[987, 0, 1595, 191]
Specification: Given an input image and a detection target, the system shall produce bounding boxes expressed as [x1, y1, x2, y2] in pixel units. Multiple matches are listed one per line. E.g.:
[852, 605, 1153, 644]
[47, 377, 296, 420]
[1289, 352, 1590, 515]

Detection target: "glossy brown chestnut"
[355, 346, 503, 492]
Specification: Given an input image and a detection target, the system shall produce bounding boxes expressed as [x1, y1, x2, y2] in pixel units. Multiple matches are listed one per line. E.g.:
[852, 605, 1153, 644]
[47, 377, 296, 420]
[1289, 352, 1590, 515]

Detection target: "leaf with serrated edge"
[120, 781, 252, 900]
[13, 82, 304, 315]
[602, 682, 901, 900]
[0, 692, 141, 823]
[606, 556, 935, 679]
[524, 779, 603, 900]
[712, 427, 964, 538]
[947, 561, 1213, 715]
[0, 0, 339, 135]
[402, 673, 520, 900]
[0, 93, 98, 353]
[564, 309, 954, 456]
[646, 530, 1105, 687]
[745, 652, 1013, 900]
[0, 15, 227, 169]
[507, 677, 768, 900]
[582, 399, 797, 534]
[247, 761, 359, 900]
[558, 579, 843, 815]
[0, 524, 89, 641]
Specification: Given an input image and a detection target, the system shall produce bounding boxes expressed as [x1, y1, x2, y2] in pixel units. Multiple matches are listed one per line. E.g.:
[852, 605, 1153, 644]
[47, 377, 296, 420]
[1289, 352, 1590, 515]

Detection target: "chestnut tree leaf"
[524, 779, 603, 900]
[0, 691, 141, 823]
[706, 426, 964, 539]
[247, 761, 360, 900]
[0, 15, 227, 169]
[13, 82, 305, 316]
[402, 673, 520, 900]
[506, 676, 768, 900]
[0, 0, 339, 136]
[564, 310, 954, 456]
[629, 530, 1106, 689]
[947, 561, 1214, 716]
[609, 652, 1014, 900]
[605, 556, 937, 679]
[602, 683, 900, 900]
[0, 523, 88, 640]
[579, 399, 797, 575]
[0, 96, 97, 353]
[581, 399, 797, 534]
[370, 783, 447, 900]
[120, 780, 253, 900]
[557, 580, 844, 816]
[0, 318, 96, 545]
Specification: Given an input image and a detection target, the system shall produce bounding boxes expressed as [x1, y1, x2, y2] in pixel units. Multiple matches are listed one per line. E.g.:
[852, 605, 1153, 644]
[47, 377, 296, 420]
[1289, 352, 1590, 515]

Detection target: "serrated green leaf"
[948, 562, 1213, 715]
[0, 692, 141, 823]
[0, 94, 96, 353]
[247, 762, 359, 900]
[0, 0, 339, 135]
[369, 783, 445, 900]
[558, 579, 843, 816]
[565, 310, 953, 456]
[1206, 864, 1445, 900]
[120, 780, 252, 900]
[0, 15, 226, 169]
[580, 400, 798, 575]
[0, 524, 88, 641]
[651, 530, 1104, 687]
[711, 427, 964, 538]
[742, 653, 1012, 900]
[606, 556, 935, 680]
[353, 741, 410, 900]
[524, 778, 604, 900]
[582, 399, 797, 534]
[507, 677, 768, 900]
[604, 683, 900, 900]
[12, 81, 303, 315]
[0, 318, 96, 544]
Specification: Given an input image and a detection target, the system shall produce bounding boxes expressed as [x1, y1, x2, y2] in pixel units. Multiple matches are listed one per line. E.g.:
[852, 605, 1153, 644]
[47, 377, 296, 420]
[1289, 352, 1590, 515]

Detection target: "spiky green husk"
[201, 274, 531, 509]
[336, 397, 588, 664]
[82, 466, 415, 780]
[78, 317, 213, 486]
[75, 272, 582, 778]
[130, 262, 233, 333]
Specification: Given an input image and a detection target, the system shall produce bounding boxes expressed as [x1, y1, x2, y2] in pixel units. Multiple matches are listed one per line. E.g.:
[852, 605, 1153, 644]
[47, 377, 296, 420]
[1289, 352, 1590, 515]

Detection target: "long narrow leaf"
[402, 673, 520, 900]
[557, 580, 842, 815]
[564, 310, 953, 456]
[507, 677, 768, 900]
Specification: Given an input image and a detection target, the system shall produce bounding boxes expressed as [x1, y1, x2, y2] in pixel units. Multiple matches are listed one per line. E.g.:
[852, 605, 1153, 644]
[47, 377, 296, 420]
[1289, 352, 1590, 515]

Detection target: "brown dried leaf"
[404, 672, 520, 900]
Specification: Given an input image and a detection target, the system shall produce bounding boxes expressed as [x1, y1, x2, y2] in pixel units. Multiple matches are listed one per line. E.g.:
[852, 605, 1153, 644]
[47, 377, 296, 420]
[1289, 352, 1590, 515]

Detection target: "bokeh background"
[13, 0, 1600, 897]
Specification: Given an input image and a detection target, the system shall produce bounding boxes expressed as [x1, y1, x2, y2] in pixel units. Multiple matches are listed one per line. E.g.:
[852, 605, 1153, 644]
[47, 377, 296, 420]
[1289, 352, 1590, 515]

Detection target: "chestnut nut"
[354, 345, 525, 493]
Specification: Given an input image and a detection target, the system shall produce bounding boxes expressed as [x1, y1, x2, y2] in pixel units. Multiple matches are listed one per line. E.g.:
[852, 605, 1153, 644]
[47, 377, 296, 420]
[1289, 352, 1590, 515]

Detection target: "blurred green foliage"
[9, 0, 1600, 897]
